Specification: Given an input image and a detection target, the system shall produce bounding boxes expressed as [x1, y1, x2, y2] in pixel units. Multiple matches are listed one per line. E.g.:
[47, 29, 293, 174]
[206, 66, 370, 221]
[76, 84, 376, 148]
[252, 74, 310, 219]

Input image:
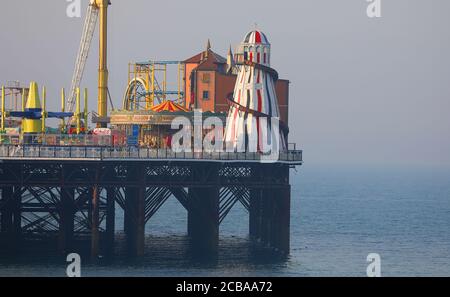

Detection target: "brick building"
[183, 41, 290, 126]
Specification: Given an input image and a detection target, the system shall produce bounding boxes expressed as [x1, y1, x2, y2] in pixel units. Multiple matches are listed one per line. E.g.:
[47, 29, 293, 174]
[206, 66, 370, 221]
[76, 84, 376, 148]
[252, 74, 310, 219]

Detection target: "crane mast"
[67, 3, 98, 117]
[67, 0, 110, 129]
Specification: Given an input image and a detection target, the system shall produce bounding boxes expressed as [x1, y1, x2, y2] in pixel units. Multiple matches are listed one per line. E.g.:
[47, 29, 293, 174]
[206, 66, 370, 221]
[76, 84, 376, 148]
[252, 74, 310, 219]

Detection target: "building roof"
[184, 49, 227, 65]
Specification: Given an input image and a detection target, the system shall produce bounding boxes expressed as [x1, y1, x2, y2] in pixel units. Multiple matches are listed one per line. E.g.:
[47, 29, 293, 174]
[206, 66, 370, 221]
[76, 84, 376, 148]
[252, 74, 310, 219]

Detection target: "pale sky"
[1, 0, 449, 167]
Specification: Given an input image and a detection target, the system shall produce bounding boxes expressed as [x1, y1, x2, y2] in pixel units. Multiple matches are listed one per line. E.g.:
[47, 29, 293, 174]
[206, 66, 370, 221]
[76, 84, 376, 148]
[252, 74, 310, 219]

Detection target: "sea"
[0, 165, 449, 277]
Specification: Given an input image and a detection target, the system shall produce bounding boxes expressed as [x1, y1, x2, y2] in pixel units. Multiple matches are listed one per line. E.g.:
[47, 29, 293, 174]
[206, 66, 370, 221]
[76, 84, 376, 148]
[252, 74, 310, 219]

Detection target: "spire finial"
[226, 44, 235, 74]
[204, 39, 211, 59]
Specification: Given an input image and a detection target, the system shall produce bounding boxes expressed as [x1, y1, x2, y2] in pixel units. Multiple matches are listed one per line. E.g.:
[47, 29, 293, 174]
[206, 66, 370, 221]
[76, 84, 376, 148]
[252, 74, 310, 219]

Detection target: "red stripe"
[257, 53, 260, 63]
[257, 90, 263, 152]
[255, 31, 261, 43]
[257, 90, 262, 113]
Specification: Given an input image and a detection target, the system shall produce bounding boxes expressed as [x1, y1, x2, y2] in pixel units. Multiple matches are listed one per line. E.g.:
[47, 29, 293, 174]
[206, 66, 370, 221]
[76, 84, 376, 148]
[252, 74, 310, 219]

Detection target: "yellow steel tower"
[68, 0, 110, 130]
[94, 0, 110, 128]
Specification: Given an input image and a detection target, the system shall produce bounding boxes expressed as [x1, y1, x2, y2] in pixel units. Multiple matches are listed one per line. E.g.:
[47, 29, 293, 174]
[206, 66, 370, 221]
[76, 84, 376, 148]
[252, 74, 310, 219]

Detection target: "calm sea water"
[0, 166, 449, 277]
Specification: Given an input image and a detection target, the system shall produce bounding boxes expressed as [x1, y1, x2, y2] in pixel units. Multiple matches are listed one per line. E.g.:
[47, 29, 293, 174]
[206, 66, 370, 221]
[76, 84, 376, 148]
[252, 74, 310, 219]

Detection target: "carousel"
[110, 100, 192, 148]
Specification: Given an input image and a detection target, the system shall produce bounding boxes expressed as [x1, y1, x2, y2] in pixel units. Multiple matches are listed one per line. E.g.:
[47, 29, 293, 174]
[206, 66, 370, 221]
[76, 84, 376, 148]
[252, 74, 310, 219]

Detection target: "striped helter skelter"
[224, 30, 287, 153]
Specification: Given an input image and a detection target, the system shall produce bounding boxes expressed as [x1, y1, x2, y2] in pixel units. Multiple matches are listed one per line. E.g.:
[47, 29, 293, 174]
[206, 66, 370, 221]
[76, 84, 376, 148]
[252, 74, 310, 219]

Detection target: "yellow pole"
[95, 0, 110, 128]
[84, 88, 88, 132]
[61, 88, 66, 133]
[22, 89, 26, 136]
[1, 86, 5, 133]
[76, 88, 81, 135]
[151, 64, 155, 108]
[128, 62, 131, 86]
[134, 63, 137, 110]
[42, 86, 46, 134]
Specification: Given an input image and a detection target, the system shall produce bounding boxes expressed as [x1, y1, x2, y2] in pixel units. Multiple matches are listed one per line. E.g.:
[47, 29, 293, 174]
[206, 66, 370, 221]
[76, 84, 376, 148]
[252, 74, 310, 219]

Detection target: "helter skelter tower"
[224, 30, 288, 153]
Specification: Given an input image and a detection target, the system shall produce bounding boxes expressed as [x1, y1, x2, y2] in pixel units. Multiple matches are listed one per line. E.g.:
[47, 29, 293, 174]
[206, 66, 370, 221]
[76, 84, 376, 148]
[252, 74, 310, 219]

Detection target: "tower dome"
[235, 30, 271, 67]
[242, 30, 270, 45]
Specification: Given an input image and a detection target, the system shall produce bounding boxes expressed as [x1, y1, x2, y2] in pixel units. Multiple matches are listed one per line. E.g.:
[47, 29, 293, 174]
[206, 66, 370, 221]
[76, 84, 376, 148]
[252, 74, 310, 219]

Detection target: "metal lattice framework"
[0, 159, 294, 256]
[124, 61, 186, 111]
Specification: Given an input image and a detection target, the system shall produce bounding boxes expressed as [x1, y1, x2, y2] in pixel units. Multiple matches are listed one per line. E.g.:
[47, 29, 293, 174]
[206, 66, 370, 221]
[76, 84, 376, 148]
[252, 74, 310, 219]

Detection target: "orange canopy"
[151, 101, 189, 112]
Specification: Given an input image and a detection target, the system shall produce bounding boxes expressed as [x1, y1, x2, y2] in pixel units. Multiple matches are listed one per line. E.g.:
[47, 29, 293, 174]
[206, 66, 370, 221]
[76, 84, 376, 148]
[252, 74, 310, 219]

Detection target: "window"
[203, 91, 210, 100]
[202, 73, 210, 83]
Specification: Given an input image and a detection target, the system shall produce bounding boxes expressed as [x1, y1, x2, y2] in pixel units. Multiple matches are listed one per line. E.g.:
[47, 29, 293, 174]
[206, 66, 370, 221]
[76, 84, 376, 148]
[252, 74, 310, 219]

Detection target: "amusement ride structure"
[0, 1, 302, 259]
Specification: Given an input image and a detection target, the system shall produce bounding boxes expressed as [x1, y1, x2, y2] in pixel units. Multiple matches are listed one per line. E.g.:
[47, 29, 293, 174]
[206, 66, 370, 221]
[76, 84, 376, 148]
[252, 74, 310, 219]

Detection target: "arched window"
[256, 46, 261, 63]
[263, 47, 268, 64]
[243, 46, 249, 61]
[249, 46, 254, 62]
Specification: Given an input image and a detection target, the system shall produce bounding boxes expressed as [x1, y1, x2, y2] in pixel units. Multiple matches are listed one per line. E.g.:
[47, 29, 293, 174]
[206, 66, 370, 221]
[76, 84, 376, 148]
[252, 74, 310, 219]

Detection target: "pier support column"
[105, 187, 116, 256]
[125, 164, 146, 257]
[1, 187, 21, 251]
[135, 183, 145, 257]
[1, 187, 13, 234]
[272, 185, 290, 254]
[260, 189, 273, 246]
[249, 188, 262, 240]
[91, 185, 100, 259]
[58, 187, 75, 254]
[257, 185, 291, 255]
[187, 186, 219, 256]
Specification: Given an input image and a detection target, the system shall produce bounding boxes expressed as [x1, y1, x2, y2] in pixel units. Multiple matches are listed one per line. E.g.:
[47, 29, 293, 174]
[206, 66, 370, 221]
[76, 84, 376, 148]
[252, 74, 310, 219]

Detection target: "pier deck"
[0, 145, 302, 258]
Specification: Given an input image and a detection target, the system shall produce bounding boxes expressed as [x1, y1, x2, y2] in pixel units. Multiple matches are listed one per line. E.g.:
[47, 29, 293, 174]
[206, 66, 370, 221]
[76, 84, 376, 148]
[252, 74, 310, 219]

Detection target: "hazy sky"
[1, 0, 449, 167]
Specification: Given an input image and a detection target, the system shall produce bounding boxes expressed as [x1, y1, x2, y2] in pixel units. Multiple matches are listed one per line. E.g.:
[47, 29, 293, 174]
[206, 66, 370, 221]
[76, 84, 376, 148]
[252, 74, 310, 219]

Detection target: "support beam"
[124, 187, 132, 236]
[12, 187, 22, 242]
[1, 187, 13, 234]
[105, 187, 115, 256]
[249, 188, 262, 240]
[124, 164, 146, 256]
[136, 183, 145, 257]
[58, 187, 75, 254]
[254, 185, 291, 255]
[187, 186, 219, 257]
[2, 187, 22, 251]
[260, 189, 273, 246]
[272, 185, 291, 254]
[91, 185, 100, 259]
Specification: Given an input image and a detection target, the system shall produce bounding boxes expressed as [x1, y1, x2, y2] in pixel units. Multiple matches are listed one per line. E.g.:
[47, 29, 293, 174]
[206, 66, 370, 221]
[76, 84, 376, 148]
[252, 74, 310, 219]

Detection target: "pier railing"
[0, 134, 113, 146]
[0, 145, 302, 163]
